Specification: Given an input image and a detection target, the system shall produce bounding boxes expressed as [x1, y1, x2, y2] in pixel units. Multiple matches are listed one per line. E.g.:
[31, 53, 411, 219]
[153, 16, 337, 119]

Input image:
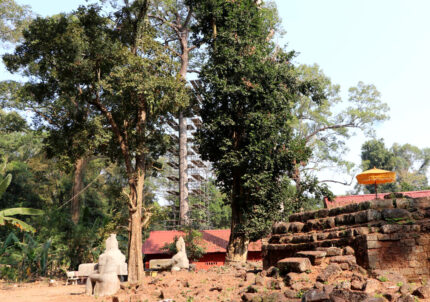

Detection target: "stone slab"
[296, 251, 327, 265]
[149, 259, 172, 269]
[277, 257, 312, 273]
[316, 247, 342, 256]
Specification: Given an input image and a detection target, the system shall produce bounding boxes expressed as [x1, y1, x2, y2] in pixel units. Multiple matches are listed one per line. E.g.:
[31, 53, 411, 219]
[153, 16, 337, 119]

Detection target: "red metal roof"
[142, 229, 262, 255]
[324, 190, 430, 209]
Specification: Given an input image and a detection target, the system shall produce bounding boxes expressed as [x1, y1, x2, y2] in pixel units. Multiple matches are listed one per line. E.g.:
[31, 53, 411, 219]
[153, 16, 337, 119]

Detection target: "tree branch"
[164, 44, 181, 57]
[183, 6, 193, 28]
[89, 92, 134, 179]
[319, 177, 354, 186]
[305, 123, 356, 141]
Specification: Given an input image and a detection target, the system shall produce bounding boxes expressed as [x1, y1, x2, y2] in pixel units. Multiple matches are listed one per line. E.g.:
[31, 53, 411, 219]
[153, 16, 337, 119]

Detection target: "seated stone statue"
[148, 236, 189, 271]
[85, 234, 127, 297]
[171, 236, 189, 271]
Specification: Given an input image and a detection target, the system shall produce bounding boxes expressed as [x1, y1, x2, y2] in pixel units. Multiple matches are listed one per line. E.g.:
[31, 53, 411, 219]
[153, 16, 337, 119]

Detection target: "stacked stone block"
[263, 196, 430, 281]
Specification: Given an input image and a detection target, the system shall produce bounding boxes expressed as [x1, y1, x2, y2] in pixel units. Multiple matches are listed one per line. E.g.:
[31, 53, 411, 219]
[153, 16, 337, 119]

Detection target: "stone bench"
[71, 262, 128, 283]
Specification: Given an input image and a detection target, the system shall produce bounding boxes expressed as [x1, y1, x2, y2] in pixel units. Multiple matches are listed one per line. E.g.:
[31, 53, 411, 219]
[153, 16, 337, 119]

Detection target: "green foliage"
[189, 0, 325, 243]
[377, 276, 388, 282]
[0, 173, 11, 199]
[0, 0, 33, 44]
[0, 155, 44, 233]
[292, 65, 389, 178]
[161, 228, 206, 261]
[0, 232, 52, 281]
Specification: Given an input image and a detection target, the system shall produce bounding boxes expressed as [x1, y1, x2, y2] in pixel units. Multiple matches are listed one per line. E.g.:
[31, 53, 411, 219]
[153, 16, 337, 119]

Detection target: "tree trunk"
[225, 165, 248, 264]
[225, 202, 249, 263]
[71, 156, 88, 224]
[179, 36, 190, 226]
[179, 110, 189, 225]
[127, 168, 145, 284]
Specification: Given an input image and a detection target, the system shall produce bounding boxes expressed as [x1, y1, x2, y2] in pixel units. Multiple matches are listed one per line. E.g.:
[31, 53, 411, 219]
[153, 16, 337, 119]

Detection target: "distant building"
[142, 229, 262, 270]
[324, 190, 430, 208]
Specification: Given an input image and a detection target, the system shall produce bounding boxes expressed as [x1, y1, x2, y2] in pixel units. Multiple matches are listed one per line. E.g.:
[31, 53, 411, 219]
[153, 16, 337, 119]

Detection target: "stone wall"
[263, 197, 430, 281]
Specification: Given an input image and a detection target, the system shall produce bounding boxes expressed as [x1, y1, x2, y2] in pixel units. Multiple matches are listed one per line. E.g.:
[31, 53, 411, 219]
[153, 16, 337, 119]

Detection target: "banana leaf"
[0, 174, 12, 198]
[0, 208, 44, 216]
[0, 216, 37, 232]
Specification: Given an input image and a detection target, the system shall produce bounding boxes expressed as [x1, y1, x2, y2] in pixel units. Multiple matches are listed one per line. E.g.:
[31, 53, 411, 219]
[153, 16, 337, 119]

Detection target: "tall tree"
[149, 0, 198, 225]
[291, 64, 389, 190]
[190, 0, 323, 263]
[4, 2, 188, 283]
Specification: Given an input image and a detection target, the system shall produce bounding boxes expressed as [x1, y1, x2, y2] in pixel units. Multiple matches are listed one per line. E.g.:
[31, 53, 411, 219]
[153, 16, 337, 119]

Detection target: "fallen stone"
[301, 289, 330, 302]
[412, 284, 430, 299]
[316, 247, 342, 256]
[285, 272, 310, 286]
[329, 255, 356, 266]
[296, 251, 327, 265]
[266, 266, 280, 278]
[290, 222, 305, 233]
[371, 199, 394, 210]
[383, 292, 399, 302]
[399, 284, 412, 295]
[314, 282, 324, 290]
[381, 208, 411, 220]
[342, 246, 355, 255]
[364, 298, 385, 302]
[351, 280, 365, 290]
[381, 224, 403, 234]
[364, 279, 381, 293]
[246, 272, 256, 284]
[255, 274, 265, 286]
[395, 294, 415, 302]
[241, 293, 256, 302]
[329, 289, 371, 302]
[284, 289, 297, 299]
[209, 286, 223, 292]
[335, 281, 351, 290]
[273, 222, 291, 234]
[264, 292, 287, 302]
[323, 284, 334, 295]
[277, 257, 312, 273]
[291, 282, 311, 292]
[317, 263, 342, 283]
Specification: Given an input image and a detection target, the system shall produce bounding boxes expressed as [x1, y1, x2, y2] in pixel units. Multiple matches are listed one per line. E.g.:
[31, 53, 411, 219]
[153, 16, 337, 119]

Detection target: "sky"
[8, 0, 430, 195]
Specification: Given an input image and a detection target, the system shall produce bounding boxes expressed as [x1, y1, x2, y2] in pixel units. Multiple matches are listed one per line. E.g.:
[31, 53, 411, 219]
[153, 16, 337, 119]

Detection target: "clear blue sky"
[11, 0, 430, 194]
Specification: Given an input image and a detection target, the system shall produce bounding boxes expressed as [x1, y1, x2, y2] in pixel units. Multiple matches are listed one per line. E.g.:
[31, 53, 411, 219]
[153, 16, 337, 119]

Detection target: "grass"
[377, 276, 388, 282]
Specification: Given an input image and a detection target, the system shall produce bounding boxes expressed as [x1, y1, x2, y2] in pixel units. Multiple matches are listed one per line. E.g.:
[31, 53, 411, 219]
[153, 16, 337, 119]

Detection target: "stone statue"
[85, 234, 127, 297]
[149, 236, 190, 271]
[171, 236, 189, 271]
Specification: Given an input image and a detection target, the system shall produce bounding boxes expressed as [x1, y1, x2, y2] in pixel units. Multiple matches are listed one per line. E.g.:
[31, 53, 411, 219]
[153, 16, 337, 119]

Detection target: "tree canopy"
[4, 2, 188, 283]
[189, 0, 327, 262]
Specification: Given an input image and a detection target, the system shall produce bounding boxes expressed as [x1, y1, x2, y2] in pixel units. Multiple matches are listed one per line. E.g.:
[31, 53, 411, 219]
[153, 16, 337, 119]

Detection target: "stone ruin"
[264, 196, 430, 282]
[86, 234, 127, 297]
[149, 236, 189, 271]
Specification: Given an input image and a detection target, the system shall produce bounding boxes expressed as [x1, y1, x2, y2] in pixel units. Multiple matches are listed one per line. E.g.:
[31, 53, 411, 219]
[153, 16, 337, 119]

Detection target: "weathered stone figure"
[85, 234, 126, 296]
[149, 236, 190, 271]
[171, 236, 189, 271]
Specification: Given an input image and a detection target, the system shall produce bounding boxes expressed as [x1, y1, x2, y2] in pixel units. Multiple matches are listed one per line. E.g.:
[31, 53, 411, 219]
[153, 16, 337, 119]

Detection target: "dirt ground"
[0, 265, 263, 302]
[1, 262, 428, 302]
